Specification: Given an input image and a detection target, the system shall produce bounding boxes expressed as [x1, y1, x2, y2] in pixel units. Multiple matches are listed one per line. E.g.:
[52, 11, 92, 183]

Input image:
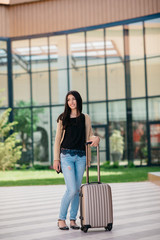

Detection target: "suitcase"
[79, 142, 113, 233]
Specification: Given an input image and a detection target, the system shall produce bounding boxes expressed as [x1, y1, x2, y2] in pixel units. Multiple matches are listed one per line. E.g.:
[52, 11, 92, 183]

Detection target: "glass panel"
[109, 101, 127, 163]
[105, 26, 124, 64]
[14, 108, 33, 165]
[68, 32, 85, 68]
[69, 67, 86, 101]
[31, 37, 49, 72]
[107, 62, 125, 100]
[149, 97, 160, 121]
[0, 41, 8, 107]
[49, 35, 67, 70]
[88, 65, 106, 101]
[12, 40, 30, 74]
[32, 72, 49, 105]
[130, 59, 145, 97]
[128, 22, 144, 60]
[0, 75, 8, 107]
[51, 70, 68, 104]
[13, 73, 30, 106]
[132, 99, 147, 165]
[150, 123, 160, 165]
[91, 127, 106, 164]
[0, 41, 7, 74]
[147, 57, 160, 96]
[86, 29, 105, 66]
[145, 18, 160, 58]
[33, 107, 51, 164]
[89, 103, 107, 125]
[150, 124, 160, 148]
[82, 103, 87, 114]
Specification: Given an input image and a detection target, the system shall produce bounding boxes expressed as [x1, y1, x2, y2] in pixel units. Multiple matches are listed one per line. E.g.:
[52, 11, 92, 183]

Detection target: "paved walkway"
[0, 182, 160, 240]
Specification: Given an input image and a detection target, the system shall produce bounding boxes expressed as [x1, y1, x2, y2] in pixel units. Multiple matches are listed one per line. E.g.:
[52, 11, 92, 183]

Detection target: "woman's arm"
[53, 120, 63, 172]
[85, 114, 100, 147]
[89, 135, 100, 147]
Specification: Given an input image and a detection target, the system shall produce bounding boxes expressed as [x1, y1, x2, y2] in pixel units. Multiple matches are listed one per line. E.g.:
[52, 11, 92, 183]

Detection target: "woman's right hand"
[53, 160, 61, 172]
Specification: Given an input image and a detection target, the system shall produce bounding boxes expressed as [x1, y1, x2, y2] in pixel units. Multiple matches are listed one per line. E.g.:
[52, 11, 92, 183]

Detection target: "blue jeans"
[59, 151, 86, 220]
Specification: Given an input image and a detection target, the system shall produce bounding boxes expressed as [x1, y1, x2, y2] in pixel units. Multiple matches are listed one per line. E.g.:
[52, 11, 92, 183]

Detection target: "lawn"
[0, 166, 160, 187]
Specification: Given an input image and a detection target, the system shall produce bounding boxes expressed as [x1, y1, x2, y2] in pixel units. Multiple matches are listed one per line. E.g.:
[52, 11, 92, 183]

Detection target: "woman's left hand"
[89, 136, 100, 147]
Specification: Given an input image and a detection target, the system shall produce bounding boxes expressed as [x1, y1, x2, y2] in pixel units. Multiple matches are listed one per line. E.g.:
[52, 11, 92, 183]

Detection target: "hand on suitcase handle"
[86, 141, 93, 145]
[86, 141, 99, 147]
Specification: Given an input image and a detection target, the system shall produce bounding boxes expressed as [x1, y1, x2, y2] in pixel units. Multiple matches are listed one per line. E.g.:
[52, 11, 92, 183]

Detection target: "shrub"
[0, 108, 22, 170]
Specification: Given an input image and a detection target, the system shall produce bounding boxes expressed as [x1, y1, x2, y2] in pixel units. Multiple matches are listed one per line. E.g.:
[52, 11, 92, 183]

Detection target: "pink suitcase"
[79, 142, 113, 233]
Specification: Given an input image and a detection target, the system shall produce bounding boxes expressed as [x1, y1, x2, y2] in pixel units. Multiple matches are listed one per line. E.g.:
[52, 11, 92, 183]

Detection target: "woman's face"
[67, 94, 77, 110]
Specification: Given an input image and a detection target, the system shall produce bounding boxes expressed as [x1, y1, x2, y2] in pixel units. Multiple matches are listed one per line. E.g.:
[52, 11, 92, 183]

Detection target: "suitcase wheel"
[105, 223, 112, 231]
[81, 226, 88, 233]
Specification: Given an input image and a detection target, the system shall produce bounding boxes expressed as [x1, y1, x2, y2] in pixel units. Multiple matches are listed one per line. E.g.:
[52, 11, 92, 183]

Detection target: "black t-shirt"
[61, 113, 85, 151]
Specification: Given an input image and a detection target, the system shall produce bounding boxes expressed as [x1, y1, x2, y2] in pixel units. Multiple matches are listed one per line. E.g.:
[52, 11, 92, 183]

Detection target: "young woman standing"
[53, 90, 100, 230]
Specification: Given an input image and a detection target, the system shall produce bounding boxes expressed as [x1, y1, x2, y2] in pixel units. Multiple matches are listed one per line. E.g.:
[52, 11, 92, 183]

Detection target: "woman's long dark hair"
[57, 90, 83, 129]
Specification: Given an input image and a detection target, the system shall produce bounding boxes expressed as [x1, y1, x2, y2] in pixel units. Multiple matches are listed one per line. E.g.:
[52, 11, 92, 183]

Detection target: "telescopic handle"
[85, 142, 100, 184]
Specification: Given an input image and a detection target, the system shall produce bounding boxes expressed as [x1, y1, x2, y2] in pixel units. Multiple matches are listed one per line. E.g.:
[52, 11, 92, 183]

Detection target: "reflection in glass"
[31, 38, 49, 72]
[130, 60, 145, 97]
[86, 29, 105, 66]
[33, 107, 50, 164]
[82, 104, 87, 114]
[105, 26, 124, 64]
[132, 99, 147, 165]
[128, 22, 144, 60]
[150, 123, 160, 165]
[68, 32, 85, 68]
[88, 65, 106, 101]
[69, 67, 86, 101]
[51, 70, 68, 104]
[150, 124, 160, 148]
[14, 108, 32, 165]
[109, 101, 127, 162]
[92, 127, 106, 164]
[0, 41, 8, 106]
[89, 103, 107, 125]
[32, 72, 49, 105]
[12, 40, 30, 74]
[49, 35, 67, 70]
[145, 18, 160, 57]
[107, 62, 125, 100]
[0, 41, 8, 73]
[0, 75, 8, 107]
[13, 73, 30, 106]
[149, 97, 160, 121]
[147, 57, 160, 96]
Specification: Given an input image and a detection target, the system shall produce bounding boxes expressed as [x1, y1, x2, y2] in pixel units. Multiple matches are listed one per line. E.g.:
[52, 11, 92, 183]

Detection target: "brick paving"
[0, 182, 160, 240]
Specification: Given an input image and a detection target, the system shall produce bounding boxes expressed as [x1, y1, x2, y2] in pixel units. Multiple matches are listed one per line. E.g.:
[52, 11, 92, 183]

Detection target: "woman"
[53, 90, 100, 230]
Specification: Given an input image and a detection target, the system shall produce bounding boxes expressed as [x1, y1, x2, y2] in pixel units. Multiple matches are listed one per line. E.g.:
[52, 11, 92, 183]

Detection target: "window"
[0, 41, 8, 107]
[145, 18, 160, 58]
[31, 37, 49, 72]
[147, 57, 160, 96]
[88, 65, 106, 101]
[86, 29, 105, 66]
[49, 35, 67, 70]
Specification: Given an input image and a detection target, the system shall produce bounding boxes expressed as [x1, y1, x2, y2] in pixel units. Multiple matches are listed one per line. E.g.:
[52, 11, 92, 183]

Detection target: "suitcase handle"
[85, 141, 100, 184]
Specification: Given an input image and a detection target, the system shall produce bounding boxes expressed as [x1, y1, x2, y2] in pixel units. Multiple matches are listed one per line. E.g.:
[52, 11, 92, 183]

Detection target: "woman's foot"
[57, 220, 69, 230]
[70, 220, 80, 230]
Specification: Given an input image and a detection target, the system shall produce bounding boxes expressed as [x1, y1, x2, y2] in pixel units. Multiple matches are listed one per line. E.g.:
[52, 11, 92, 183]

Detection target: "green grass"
[0, 166, 160, 187]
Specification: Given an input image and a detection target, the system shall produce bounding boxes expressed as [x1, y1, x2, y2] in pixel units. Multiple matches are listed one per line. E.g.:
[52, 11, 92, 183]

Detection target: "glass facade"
[0, 15, 160, 166]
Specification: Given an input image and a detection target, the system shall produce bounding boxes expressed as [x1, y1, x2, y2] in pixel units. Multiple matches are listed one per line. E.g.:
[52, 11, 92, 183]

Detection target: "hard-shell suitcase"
[79, 142, 113, 233]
